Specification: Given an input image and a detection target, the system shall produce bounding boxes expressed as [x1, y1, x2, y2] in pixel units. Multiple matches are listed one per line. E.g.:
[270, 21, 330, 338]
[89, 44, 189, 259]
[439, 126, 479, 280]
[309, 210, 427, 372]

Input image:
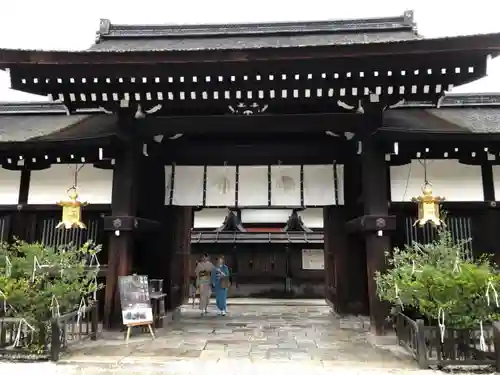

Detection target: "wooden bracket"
[345, 214, 396, 234]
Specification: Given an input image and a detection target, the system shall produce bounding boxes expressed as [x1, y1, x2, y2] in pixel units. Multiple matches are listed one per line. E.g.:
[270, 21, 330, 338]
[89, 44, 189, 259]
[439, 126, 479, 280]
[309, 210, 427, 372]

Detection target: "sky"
[0, 0, 499, 102]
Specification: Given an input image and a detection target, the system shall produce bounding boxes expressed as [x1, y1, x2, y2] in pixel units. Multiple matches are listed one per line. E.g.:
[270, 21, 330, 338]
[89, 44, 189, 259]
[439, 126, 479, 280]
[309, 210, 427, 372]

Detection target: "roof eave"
[1, 33, 499, 65]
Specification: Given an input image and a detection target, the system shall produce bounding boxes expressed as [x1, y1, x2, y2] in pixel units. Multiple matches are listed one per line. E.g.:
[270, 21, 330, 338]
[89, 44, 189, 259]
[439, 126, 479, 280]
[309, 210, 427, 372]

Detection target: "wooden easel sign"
[118, 275, 156, 344]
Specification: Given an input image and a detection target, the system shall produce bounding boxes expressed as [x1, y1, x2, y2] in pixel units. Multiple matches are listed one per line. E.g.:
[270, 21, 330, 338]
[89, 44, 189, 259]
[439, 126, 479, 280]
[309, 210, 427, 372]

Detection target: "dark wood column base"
[365, 233, 392, 335]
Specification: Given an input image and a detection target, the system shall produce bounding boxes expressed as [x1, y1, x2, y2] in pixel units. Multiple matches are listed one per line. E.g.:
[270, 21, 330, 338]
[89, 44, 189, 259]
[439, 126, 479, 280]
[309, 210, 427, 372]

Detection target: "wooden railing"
[396, 312, 500, 370]
[0, 303, 98, 361]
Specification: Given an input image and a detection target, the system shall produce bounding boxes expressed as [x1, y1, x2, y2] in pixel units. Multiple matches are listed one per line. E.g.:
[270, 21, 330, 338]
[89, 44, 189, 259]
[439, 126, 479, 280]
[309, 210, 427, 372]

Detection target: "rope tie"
[5, 255, 11, 277]
[92, 276, 98, 300]
[479, 321, 487, 351]
[438, 308, 446, 343]
[486, 281, 499, 307]
[452, 251, 461, 273]
[50, 295, 60, 318]
[13, 318, 35, 348]
[0, 290, 6, 313]
[394, 283, 404, 310]
[76, 297, 87, 326]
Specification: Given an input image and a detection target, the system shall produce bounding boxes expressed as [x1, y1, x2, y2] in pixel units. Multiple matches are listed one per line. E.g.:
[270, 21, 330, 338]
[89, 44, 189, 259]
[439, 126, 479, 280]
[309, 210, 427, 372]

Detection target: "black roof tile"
[90, 11, 419, 52]
[0, 102, 117, 143]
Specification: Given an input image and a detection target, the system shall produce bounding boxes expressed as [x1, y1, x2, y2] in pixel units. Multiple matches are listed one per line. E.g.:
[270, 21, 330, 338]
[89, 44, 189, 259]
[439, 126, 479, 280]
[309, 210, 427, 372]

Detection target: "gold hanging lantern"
[56, 187, 88, 229]
[411, 182, 445, 227]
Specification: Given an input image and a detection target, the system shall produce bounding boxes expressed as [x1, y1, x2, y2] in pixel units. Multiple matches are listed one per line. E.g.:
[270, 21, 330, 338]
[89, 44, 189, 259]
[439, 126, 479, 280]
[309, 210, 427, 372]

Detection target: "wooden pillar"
[165, 206, 193, 310]
[472, 163, 500, 262]
[343, 156, 369, 315]
[103, 140, 140, 328]
[323, 205, 353, 311]
[360, 138, 391, 335]
[135, 155, 166, 279]
[9, 168, 36, 243]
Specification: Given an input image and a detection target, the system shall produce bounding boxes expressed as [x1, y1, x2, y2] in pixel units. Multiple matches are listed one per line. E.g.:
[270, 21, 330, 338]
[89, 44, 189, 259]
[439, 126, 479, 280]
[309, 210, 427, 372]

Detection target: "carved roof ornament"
[228, 102, 268, 115]
[134, 104, 163, 119]
[216, 208, 247, 232]
[282, 210, 313, 232]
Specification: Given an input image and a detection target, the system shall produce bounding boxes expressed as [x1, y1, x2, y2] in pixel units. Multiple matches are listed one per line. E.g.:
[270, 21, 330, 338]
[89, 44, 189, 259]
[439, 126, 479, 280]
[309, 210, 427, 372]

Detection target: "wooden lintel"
[139, 113, 365, 135]
[103, 215, 160, 233]
[345, 214, 397, 234]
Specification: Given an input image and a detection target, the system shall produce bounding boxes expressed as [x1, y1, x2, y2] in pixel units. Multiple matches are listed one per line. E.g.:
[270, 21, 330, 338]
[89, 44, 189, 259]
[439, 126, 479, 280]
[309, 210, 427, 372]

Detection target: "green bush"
[0, 240, 102, 323]
[375, 229, 500, 328]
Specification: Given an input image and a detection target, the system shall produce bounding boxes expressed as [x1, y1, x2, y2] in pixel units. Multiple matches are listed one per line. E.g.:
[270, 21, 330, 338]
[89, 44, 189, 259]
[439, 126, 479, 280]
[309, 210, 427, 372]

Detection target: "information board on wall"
[118, 275, 153, 326]
[301, 249, 325, 270]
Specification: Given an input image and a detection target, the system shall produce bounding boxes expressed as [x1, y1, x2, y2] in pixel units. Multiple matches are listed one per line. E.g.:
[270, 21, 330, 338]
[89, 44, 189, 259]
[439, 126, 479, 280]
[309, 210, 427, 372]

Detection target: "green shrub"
[375, 229, 500, 328]
[0, 240, 102, 324]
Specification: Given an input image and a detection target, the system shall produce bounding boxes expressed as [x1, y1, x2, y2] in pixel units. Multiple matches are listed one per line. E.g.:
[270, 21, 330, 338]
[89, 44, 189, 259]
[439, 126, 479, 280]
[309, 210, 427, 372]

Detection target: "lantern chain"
[68, 164, 86, 191]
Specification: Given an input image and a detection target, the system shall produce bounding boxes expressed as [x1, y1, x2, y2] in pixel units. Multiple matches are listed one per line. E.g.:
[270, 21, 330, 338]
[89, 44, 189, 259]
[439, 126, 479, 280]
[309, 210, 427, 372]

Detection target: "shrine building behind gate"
[0, 11, 500, 334]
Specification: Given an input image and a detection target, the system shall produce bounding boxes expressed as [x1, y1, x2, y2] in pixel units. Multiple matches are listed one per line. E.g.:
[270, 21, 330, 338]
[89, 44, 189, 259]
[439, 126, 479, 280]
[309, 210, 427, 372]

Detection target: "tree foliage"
[375, 229, 500, 328]
[0, 240, 102, 323]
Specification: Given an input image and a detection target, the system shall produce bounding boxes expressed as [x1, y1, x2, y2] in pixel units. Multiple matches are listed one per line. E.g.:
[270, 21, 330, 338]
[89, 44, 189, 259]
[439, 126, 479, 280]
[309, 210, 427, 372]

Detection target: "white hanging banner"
[301, 249, 325, 270]
[238, 166, 269, 206]
[271, 165, 301, 206]
[172, 166, 204, 206]
[303, 165, 335, 206]
[205, 166, 237, 207]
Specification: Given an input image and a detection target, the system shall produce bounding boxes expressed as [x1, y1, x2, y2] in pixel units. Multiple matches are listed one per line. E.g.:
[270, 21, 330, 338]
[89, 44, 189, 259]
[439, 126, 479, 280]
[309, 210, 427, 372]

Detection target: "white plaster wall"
[299, 208, 324, 228]
[0, 168, 21, 204]
[492, 166, 500, 201]
[193, 208, 228, 228]
[241, 209, 292, 224]
[28, 164, 113, 204]
[391, 160, 484, 202]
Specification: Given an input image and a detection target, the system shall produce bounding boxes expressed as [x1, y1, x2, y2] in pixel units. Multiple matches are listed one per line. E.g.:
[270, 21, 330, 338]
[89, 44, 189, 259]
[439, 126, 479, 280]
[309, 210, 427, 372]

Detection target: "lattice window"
[36, 217, 101, 249]
[402, 216, 473, 260]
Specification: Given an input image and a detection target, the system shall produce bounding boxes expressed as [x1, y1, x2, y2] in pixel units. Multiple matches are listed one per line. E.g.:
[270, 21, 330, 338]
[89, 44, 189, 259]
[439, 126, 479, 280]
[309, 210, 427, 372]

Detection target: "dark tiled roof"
[90, 11, 419, 52]
[0, 102, 117, 142]
[383, 93, 500, 134]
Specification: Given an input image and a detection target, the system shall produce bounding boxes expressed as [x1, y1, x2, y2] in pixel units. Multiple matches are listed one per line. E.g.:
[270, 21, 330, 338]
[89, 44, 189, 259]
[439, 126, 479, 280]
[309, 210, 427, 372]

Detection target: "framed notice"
[302, 249, 325, 270]
[118, 275, 153, 326]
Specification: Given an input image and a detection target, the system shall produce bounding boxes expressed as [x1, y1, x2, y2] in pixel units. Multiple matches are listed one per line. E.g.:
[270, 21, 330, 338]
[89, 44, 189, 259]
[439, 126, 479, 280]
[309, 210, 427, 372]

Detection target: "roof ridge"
[0, 102, 103, 114]
[95, 10, 416, 42]
[399, 93, 500, 108]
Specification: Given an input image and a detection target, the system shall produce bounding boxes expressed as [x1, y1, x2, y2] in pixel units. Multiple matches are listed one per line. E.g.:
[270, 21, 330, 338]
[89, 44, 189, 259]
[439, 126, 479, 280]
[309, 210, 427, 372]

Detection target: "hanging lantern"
[411, 182, 445, 227]
[56, 187, 88, 229]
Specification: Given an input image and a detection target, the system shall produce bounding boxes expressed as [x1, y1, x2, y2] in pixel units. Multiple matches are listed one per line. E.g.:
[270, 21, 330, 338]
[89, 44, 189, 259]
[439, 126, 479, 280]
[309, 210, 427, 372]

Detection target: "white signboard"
[301, 249, 325, 270]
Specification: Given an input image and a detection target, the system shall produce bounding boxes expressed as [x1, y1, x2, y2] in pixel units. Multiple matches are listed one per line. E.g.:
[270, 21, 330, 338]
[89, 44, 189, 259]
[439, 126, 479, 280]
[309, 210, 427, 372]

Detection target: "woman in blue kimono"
[212, 256, 230, 316]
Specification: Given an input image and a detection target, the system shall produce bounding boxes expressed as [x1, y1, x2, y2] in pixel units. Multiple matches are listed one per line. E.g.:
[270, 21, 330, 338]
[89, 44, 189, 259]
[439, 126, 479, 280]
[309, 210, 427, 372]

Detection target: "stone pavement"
[0, 299, 453, 374]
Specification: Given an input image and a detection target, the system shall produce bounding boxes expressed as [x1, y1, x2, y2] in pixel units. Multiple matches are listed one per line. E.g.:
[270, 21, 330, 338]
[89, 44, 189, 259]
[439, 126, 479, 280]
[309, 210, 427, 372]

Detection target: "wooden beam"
[0, 33, 498, 65]
[139, 113, 365, 135]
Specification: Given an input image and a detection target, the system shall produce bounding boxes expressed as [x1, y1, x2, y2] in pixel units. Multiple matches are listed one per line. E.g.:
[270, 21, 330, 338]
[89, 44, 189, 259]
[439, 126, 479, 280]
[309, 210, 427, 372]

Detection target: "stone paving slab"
[53, 299, 418, 372]
[0, 361, 467, 375]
